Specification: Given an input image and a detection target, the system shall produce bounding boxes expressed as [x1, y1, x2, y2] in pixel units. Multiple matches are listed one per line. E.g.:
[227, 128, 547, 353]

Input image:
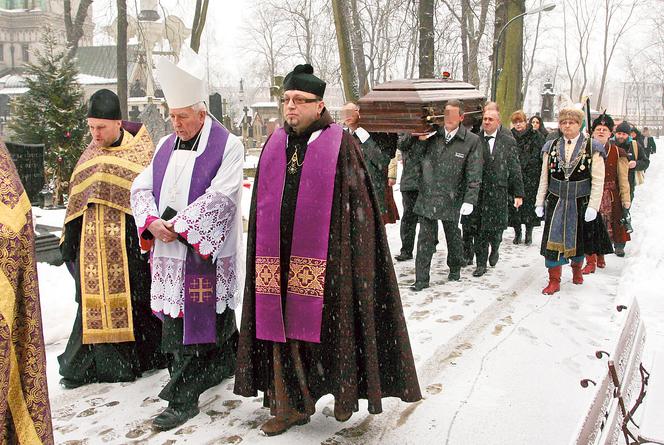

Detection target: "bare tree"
[562, 0, 597, 101]
[419, 0, 435, 77]
[595, 0, 640, 108]
[64, 0, 94, 60]
[332, 0, 359, 100]
[240, 5, 289, 86]
[521, 0, 544, 103]
[190, 0, 210, 52]
[349, 0, 369, 95]
[117, 0, 128, 119]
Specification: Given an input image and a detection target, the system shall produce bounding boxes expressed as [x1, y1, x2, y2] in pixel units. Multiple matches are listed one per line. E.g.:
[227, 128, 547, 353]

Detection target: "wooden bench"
[570, 299, 664, 445]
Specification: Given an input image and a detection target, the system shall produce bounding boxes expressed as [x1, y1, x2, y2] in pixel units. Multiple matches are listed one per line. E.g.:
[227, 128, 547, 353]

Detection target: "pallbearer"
[131, 48, 244, 431]
[59, 89, 166, 389]
[234, 64, 421, 436]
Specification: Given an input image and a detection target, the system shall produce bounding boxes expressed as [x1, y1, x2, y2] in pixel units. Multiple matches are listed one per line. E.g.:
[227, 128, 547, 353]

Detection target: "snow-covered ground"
[37, 147, 663, 444]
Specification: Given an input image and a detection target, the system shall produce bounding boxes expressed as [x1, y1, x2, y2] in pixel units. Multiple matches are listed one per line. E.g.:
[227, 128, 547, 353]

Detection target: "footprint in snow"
[425, 383, 443, 394]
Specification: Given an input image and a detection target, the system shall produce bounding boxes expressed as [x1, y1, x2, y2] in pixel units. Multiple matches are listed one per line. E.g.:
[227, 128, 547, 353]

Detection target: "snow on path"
[43, 153, 663, 444]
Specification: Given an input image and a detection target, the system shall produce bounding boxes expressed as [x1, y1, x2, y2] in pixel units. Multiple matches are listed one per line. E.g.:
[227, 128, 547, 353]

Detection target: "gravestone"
[209, 93, 223, 122]
[5, 141, 45, 203]
[139, 104, 170, 141]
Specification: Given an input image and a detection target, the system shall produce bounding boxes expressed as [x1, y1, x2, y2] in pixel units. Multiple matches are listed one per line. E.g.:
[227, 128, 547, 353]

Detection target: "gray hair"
[191, 101, 207, 113]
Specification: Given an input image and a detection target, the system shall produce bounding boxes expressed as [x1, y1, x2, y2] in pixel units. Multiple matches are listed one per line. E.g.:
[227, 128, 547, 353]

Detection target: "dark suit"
[462, 127, 524, 268]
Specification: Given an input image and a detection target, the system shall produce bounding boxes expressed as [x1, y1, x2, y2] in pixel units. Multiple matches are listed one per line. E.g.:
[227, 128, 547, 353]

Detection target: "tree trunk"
[64, 0, 93, 61]
[460, 0, 469, 82]
[418, 0, 435, 78]
[495, 0, 525, 121]
[332, 0, 358, 101]
[190, 0, 210, 53]
[117, 0, 128, 120]
[349, 0, 369, 96]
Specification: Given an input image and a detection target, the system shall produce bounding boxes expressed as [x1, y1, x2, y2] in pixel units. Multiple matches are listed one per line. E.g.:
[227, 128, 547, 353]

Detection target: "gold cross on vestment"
[189, 277, 213, 303]
[106, 223, 120, 236]
[297, 267, 315, 286]
[259, 266, 274, 285]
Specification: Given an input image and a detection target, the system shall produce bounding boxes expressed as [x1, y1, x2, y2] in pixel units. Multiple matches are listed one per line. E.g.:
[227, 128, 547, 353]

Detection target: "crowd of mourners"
[0, 55, 655, 443]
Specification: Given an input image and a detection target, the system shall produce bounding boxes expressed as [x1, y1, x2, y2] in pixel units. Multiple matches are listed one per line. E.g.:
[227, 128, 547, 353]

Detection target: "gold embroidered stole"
[0, 143, 54, 444]
[63, 127, 155, 344]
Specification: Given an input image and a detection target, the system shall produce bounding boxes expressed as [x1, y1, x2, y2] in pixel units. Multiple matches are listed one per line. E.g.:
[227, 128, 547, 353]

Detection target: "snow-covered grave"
[36, 142, 663, 444]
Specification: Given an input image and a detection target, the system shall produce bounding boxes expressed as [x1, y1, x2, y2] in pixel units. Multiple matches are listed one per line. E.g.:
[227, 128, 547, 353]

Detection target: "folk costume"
[130, 49, 244, 430]
[0, 141, 54, 444]
[536, 109, 613, 295]
[234, 64, 421, 436]
[583, 113, 631, 273]
[58, 89, 165, 388]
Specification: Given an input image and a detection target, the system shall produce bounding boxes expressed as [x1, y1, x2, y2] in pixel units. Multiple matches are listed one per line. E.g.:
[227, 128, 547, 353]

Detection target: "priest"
[1, 141, 54, 444]
[131, 48, 244, 431]
[234, 64, 422, 436]
[58, 89, 166, 389]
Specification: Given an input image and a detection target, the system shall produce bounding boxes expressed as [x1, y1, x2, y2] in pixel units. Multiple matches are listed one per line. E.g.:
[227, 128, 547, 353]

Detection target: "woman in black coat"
[510, 111, 546, 244]
[529, 115, 549, 139]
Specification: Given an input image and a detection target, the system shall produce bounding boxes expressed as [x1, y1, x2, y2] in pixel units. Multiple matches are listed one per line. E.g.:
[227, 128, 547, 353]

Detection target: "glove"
[584, 207, 597, 222]
[535, 206, 544, 218]
[460, 203, 474, 215]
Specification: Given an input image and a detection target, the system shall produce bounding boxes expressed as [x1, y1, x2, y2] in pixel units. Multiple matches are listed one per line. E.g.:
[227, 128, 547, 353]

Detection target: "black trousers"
[416, 217, 462, 284]
[399, 190, 419, 256]
[158, 309, 238, 406]
[474, 229, 503, 267]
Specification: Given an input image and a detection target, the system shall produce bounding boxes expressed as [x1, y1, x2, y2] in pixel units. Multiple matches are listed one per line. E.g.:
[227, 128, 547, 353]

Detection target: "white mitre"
[156, 46, 208, 109]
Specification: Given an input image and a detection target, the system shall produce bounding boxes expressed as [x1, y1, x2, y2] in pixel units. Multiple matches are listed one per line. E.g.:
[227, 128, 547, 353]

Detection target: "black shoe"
[59, 378, 88, 389]
[489, 250, 499, 267]
[615, 246, 625, 257]
[448, 270, 461, 281]
[153, 404, 200, 431]
[472, 266, 487, 277]
[524, 227, 533, 246]
[513, 227, 522, 244]
[410, 281, 429, 291]
[394, 253, 413, 261]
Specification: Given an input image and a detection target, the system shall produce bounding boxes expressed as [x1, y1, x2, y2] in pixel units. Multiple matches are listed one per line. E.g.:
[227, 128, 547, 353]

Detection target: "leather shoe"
[615, 246, 625, 257]
[410, 281, 429, 291]
[394, 253, 413, 261]
[472, 266, 487, 277]
[153, 403, 199, 431]
[489, 250, 499, 267]
[59, 378, 88, 389]
[448, 269, 461, 281]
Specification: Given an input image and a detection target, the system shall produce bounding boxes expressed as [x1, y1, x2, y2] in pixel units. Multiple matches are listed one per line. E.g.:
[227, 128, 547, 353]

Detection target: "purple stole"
[152, 119, 229, 344]
[254, 124, 343, 343]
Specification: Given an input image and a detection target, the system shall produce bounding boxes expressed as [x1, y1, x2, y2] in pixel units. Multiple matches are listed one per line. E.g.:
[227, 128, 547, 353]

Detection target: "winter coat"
[414, 124, 483, 221]
[509, 125, 545, 226]
[397, 134, 427, 192]
[462, 127, 524, 231]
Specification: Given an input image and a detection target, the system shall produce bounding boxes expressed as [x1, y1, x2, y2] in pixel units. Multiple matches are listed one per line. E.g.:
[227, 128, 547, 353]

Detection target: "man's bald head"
[482, 108, 501, 135]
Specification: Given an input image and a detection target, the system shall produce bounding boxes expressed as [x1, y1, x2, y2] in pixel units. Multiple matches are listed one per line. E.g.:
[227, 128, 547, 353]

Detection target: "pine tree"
[9, 29, 88, 205]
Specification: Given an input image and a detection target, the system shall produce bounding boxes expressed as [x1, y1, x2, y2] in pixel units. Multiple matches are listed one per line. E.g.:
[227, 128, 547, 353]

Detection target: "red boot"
[542, 266, 562, 295]
[581, 254, 596, 274]
[597, 255, 606, 268]
[571, 261, 584, 284]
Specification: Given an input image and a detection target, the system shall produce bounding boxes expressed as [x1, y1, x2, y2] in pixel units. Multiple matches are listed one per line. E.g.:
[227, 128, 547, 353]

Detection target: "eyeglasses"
[280, 96, 320, 105]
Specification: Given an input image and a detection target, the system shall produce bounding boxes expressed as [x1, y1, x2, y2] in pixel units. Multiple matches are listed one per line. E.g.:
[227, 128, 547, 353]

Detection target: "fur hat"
[591, 112, 614, 132]
[615, 121, 631, 134]
[558, 108, 584, 125]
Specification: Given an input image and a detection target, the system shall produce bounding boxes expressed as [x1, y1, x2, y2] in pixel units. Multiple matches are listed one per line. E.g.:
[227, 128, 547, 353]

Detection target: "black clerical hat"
[283, 64, 326, 98]
[87, 89, 122, 120]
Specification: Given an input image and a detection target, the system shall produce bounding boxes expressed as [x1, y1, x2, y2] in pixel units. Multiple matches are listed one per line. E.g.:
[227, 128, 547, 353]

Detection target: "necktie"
[445, 133, 452, 144]
[484, 135, 494, 142]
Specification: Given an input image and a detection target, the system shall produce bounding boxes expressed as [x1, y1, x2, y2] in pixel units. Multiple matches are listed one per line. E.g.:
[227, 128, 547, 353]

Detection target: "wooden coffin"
[357, 78, 486, 134]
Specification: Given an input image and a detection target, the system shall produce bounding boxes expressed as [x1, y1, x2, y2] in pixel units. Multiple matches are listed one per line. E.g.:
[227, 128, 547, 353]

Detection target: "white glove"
[584, 207, 597, 222]
[460, 203, 474, 216]
[535, 206, 544, 218]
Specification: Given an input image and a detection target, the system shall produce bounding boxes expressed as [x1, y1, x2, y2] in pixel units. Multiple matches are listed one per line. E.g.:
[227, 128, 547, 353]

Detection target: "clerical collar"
[353, 127, 371, 144]
[176, 128, 203, 151]
[110, 129, 124, 147]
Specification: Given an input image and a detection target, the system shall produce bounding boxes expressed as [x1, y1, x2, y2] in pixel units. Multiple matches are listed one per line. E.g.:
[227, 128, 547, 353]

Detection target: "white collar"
[565, 133, 581, 145]
[445, 126, 459, 139]
[353, 127, 371, 144]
